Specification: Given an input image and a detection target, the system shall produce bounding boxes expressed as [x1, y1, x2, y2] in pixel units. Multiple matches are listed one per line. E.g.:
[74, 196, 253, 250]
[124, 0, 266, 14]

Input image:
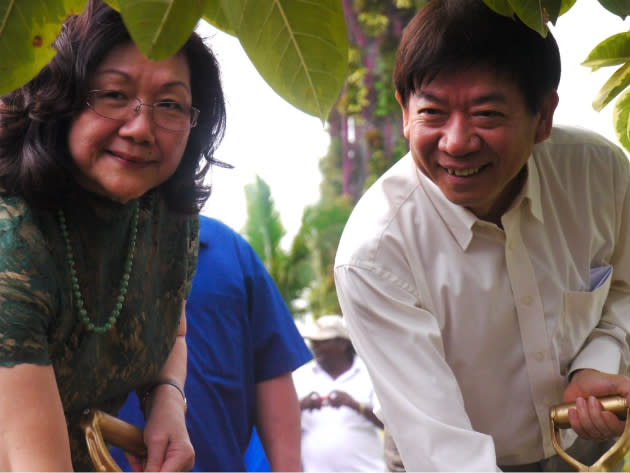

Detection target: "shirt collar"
[417, 156, 543, 251]
[520, 156, 544, 224]
[312, 356, 361, 381]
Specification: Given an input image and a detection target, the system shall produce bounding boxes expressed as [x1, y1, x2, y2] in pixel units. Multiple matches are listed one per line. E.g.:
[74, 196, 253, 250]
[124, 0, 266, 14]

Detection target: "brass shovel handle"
[80, 408, 147, 472]
[550, 395, 628, 428]
[550, 395, 629, 472]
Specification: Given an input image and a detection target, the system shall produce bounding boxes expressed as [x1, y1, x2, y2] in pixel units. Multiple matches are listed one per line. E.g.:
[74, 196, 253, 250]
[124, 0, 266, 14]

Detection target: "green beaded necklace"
[57, 200, 139, 334]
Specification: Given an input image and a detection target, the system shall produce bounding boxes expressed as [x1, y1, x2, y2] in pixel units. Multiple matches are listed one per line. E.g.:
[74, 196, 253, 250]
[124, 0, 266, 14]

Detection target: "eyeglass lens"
[87, 90, 198, 131]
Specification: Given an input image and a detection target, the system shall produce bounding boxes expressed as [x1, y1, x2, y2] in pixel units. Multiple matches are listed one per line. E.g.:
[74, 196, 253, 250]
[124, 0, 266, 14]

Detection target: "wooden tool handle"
[97, 410, 147, 458]
[81, 409, 147, 472]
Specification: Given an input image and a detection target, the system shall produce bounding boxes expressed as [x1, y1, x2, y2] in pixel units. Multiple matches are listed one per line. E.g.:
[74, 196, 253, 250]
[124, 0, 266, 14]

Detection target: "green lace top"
[0, 187, 199, 471]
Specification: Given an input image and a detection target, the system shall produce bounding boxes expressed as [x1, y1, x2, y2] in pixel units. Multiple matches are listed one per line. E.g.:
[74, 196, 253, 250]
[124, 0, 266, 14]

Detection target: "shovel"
[550, 395, 629, 472]
[80, 408, 146, 472]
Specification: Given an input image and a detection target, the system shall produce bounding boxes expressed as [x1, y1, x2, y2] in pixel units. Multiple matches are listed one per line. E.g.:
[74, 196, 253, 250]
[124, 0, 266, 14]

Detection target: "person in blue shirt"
[112, 216, 312, 471]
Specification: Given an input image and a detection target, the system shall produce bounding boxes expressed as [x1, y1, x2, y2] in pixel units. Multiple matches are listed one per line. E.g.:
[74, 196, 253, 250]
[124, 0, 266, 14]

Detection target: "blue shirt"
[112, 216, 312, 471]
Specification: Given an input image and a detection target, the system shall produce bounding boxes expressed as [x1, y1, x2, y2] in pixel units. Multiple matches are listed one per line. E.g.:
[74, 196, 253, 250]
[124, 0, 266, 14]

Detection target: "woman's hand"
[139, 383, 194, 472]
[563, 369, 630, 440]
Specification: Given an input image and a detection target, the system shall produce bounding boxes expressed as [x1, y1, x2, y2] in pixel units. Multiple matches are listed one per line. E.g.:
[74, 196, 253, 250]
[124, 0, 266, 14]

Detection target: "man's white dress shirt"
[334, 126, 630, 471]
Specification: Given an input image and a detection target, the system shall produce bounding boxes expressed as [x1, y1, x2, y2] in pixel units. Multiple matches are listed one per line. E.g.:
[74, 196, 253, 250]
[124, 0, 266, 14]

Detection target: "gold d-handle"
[80, 408, 147, 472]
[550, 395, 629, 472]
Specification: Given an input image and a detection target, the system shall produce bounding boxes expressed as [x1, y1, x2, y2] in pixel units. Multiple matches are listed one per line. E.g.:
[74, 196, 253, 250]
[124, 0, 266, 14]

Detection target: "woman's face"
[68, 42, 193, 203]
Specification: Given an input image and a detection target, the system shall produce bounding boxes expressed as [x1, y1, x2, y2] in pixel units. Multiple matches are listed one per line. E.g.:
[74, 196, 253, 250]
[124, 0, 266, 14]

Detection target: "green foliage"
[373, 43, 400, 118]
[599, 0, 630, 18]
[0, 0, 349, 123]
[202, 0, 234, 35]
[580, 30, 630, 151]
[297, 196, 354, 316]
[582, 32, 630, 71]
[357, 12, 389, 36]
[582, 32, 630, 115]
[286, 232, 317, 316]
[242, 175, 286, 269]
[319, 137, 344, 201]
[484, 0, 630, 150]
[342, 47, 370, 116]
[0, 0, 87, 94]
[613, 88, 630, 151]
[241, 175, 319, 315]
[117, 0, 203, 61]
[214, 0, 348, 123]
[362, 132, 405, 191]
[481, 0, 576, 33]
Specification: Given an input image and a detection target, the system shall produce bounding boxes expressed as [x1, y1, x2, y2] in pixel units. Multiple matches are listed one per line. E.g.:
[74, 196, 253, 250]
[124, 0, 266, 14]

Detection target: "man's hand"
[327, 390, 355, 409]
[562, 369, 629, 440]
[300, 391, 323, 411]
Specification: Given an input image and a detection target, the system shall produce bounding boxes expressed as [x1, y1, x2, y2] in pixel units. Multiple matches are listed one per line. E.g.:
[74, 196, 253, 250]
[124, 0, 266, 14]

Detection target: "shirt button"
[522, 295, 533, 306]
[535, 351, 544, 362]
[507, 240, 515, 250]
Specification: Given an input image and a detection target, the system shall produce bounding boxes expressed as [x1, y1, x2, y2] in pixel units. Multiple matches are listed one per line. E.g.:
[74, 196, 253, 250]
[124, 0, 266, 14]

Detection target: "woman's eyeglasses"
[86, 89, 200, 132]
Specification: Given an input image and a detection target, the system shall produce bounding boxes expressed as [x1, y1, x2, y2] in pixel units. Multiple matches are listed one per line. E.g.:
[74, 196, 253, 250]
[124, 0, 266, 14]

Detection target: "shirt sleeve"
[0, 200, 56, 366]
[570, 151, 630, 376]
[248, 246, 313, 382]
[335, 263, 499, 472]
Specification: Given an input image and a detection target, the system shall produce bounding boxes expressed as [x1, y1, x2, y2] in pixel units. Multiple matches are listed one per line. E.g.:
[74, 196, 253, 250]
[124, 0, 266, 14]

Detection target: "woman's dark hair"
[0, 0, 226, 213]
[394, 0, 561, 115]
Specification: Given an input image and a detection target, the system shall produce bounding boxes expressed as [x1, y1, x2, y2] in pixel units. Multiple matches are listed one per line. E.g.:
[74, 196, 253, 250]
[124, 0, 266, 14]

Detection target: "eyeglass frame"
[85, 89, 200, 132]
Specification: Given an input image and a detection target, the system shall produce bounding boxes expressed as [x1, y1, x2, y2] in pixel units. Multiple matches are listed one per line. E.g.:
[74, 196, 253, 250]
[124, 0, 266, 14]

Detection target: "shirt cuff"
[569, 335, 622, 376]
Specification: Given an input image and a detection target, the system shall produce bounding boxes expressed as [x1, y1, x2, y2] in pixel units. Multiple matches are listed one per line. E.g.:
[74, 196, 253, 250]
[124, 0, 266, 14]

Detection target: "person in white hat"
[292, 314, 385, 472]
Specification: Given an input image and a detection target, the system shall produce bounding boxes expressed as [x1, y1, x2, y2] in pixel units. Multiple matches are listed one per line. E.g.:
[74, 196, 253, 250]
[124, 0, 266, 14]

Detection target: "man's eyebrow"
[417, 91, 446, 105]
[417, 91, 508, 106]
[470, 92, 508, 106]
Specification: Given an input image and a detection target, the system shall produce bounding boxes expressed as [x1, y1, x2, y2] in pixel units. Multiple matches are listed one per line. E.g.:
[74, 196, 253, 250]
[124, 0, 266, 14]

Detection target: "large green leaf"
[201, 0, 234, 36]
[218, 0, 348, 122]
[482, 0, 515, 18]
[581, 32, 630, 71]
[0, 0, 86, 95]
[543, 0, 563, 24]
[612, 87, 630, 152]
[598, 0, 630, 19]
[592, 61, 630, 111]
[507, 0, 546, 36]
[485, 0, 573, 32]
[118, 0, 204, 60]
[556, 0, 576, 16]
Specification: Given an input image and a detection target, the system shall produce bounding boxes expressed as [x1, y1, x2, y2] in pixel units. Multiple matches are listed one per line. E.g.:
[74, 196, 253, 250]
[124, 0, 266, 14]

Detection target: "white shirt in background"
[293, 357, 385, 472]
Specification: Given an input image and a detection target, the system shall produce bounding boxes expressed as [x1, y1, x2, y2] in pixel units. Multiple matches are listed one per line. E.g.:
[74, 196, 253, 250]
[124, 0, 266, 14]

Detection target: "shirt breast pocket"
[555, 265, 612, 375]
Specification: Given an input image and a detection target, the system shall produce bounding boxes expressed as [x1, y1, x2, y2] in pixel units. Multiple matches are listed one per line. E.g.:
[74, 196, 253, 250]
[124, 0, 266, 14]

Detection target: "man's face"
[310, 337, 348, 364]
[398, 66, 557, 224]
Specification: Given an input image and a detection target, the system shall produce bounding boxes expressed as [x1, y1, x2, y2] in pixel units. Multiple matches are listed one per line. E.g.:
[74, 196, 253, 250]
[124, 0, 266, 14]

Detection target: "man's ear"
[534, 90, 559, 144]
[396, 91, 410, 139]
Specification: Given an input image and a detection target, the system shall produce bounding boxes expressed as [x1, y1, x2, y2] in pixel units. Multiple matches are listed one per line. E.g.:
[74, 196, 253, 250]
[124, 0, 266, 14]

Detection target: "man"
[333, 0, 630, 471]
[293, 315, 385, 471]
[113, 216, 312, 471]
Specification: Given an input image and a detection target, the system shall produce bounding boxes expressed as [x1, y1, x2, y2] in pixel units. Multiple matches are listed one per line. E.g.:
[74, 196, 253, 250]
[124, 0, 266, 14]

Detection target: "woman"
[0, 1, 226, 470]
